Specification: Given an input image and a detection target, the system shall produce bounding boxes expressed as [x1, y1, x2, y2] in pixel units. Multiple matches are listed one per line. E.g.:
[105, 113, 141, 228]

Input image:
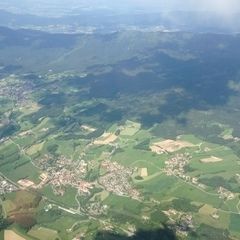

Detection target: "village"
[163, 153, 200, 185]
[33, 148, 140, 202]
[0, 74, 33, 106]
[163, 153, 235, 200]
[99, 160, 140, 199]
[36, 154, 94, 196]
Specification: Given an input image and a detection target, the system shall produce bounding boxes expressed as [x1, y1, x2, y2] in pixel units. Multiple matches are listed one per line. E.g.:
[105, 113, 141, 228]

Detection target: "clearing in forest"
[120, 120, 141, 136]
[200, 156, 223, 163]
[150, 139, 195, 154]
[94, 132, 118, 145]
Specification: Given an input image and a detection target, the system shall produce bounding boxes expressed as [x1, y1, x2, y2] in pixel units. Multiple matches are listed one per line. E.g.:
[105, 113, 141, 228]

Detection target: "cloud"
[191, 0, 240, 14]
[128, 0, 240, 12]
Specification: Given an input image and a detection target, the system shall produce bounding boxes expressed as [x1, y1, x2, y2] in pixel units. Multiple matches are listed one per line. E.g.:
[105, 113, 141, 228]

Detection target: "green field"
[41, 186, 78, 209]
[1, 29, 240, 240]
[28, 226, 59, 240]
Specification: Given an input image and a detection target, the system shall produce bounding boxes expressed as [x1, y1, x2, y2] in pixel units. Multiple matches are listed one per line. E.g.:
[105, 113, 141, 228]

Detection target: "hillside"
[1, 26, 240, 240]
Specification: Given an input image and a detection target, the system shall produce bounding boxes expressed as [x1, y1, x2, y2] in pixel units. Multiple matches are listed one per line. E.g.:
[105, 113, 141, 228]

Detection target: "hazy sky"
[130, 0, 240, 11]
[0, 0, 240, 15]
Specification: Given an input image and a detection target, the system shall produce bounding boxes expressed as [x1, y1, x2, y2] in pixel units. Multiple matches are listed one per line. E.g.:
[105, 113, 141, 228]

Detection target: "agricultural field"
[1, 30, 240, 240]
[28, 226, 59, 240]
[1, 101, 240, 239]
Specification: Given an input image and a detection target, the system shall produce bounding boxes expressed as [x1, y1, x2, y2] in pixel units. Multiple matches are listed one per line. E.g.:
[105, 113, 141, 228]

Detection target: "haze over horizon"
[0, 0, 240, 15]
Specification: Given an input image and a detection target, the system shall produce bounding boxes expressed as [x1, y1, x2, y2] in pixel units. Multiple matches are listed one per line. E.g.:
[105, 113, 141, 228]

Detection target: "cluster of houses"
[37, 154, 94, 195]
[0, 176, 18, 194]
[99, 160, 140, 199]
[164, 209, 194, 236]
[164, 153, 206, 188]
[218, 187, 234, 200]
[164, 153, 191, 177]
[0, 74, 33, 106]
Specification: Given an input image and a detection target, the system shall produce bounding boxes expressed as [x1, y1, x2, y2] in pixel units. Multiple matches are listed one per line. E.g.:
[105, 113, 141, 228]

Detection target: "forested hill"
[0, 26, 240, 74]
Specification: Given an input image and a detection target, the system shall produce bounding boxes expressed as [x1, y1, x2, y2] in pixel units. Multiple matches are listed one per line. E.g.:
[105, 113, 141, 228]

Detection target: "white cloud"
[134, 0, 240, 12]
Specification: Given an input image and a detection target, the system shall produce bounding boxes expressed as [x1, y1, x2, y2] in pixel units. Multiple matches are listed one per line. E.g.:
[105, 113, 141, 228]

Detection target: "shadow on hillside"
[94, 226, 178, 240]
[86, 34, 240, 126]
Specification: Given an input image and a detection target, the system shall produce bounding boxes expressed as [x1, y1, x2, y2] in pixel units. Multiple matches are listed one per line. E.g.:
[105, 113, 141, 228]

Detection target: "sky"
[0, 0, 240, 16]
[130, 0, 240, 12]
